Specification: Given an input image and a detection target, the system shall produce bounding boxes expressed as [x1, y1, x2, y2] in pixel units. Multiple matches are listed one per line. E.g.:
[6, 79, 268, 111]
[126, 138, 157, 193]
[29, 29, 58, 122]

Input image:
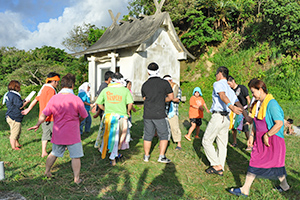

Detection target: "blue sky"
[0, 0, 130, 51]
[0, 0, 72, 32]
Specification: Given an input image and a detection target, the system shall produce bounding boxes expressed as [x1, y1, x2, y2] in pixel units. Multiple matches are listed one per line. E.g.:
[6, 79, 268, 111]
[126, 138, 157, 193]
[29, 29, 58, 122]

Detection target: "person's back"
[142, 77, 171, 119]
[44, 93, 86, 145]
[98, 85, 133, 117]
[6, 92, 24, 122]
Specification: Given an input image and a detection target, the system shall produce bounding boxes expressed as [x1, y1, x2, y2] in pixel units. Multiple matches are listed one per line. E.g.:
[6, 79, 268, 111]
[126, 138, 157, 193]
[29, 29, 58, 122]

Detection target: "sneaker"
[143, 155, 150, 162]
[157, 156, 171, 163]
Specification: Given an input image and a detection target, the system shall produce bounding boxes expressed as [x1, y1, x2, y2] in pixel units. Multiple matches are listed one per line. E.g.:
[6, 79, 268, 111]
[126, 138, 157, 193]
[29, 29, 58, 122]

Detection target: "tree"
[262, 0, 300, 54]
[181, 8, 223, 55]
[62, 23, 106, 53]
[127, 0, 156, 17]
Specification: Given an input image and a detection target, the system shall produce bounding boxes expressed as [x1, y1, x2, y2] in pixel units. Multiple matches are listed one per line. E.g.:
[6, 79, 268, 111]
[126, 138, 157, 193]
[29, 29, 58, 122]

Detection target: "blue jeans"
[80, 113, 91, 134]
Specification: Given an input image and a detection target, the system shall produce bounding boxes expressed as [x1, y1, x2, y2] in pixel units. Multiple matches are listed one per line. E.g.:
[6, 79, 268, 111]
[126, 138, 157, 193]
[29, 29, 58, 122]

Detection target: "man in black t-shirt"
[141, 62, 174, 163]
[228, 76, 251, 149]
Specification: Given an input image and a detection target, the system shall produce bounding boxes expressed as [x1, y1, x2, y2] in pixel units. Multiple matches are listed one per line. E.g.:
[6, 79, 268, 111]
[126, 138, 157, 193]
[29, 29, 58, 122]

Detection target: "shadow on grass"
[132, 163, 184, 198]
[192, 130, 210, 167]
[20, 138, 40, 147]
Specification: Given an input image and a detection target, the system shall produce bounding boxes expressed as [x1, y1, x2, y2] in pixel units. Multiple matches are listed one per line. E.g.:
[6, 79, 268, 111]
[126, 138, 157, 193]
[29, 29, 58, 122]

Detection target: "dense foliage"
[0, 46, 88, 108]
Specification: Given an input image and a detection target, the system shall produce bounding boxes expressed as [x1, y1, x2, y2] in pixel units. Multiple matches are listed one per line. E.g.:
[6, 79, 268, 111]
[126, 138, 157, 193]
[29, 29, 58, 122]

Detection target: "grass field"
[0, 100, 300, 199]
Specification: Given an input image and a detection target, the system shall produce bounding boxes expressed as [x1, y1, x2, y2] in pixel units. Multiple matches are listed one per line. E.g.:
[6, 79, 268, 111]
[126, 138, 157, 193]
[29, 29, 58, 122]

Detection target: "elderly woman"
[78, 82, 92, 134]
[4, 80, 29, 150]
[229, 79, 290, 197]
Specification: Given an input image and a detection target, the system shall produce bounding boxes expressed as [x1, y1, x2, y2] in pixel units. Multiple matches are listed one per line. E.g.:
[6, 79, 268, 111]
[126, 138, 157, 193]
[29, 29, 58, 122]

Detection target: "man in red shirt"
[22, 72, 60, 157]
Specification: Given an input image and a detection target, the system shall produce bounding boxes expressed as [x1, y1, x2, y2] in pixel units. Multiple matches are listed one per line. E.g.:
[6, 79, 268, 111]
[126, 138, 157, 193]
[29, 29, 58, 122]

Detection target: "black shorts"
[190, 118, 202, 126]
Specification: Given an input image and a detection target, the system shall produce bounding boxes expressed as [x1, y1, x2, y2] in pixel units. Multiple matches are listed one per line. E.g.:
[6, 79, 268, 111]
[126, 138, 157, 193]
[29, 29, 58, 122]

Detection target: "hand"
[206, 109, 210, 113]
[21, 108, 30, 115]
[93, 113, 99, 118]
[27, 125, 40, 132]
[263, 133, 270, 147]
[232, 106, 242, 115]
[127, 112, 131, 117]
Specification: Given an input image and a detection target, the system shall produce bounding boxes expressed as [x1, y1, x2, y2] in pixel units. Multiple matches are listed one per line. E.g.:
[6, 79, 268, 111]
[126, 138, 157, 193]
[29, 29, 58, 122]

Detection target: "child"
[125, 79, 136, 118]
[78, 82, 92, 134]
[185, 87, 209, 141]
[4, 80, 30, 150]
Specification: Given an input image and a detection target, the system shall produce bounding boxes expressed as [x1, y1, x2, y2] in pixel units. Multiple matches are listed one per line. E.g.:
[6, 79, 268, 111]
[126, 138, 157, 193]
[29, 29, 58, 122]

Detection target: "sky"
[0, 0, 130, 52]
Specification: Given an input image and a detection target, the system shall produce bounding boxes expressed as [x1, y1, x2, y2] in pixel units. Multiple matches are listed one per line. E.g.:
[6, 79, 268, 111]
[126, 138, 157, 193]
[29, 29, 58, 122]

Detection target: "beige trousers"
[6, 116, 22, 140]
[202, 113, 230, 169]
[168, 115, 181, 142]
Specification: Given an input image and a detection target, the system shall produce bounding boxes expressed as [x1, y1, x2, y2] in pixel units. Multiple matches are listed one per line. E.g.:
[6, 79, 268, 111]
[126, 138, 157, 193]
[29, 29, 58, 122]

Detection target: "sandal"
[205, 167, 223, 176]
[230, 143, 238, 147]
[228, 188, 248, 197]
[184, 135, 191, 141]
[115, 154, 123, 162]
[175, 146, 182, 150]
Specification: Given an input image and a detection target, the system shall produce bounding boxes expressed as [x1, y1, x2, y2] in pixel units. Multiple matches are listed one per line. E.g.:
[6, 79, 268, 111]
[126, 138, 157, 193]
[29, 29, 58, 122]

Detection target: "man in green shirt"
[95, 72, 133, 165]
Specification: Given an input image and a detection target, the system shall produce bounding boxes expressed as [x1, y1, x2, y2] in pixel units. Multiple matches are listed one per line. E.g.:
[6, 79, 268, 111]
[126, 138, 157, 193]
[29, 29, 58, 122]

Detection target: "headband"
[46, 76, 60, 83]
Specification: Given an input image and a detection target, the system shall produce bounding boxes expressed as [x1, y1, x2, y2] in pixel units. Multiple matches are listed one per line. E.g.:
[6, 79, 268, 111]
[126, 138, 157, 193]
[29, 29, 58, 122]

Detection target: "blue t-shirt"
[265, 99, 284, 138]
[78, 92, 90, 112]
[5, 91, 24, 122]
[210, 79, 238, 112]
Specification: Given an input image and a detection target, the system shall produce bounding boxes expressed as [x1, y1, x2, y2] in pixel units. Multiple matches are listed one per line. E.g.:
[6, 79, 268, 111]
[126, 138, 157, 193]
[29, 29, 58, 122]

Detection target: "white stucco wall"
[130, 27, 181, 101]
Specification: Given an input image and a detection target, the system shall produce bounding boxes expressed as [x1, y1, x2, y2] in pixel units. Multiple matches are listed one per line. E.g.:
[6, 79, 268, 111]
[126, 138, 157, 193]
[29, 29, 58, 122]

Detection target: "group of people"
[3, 63, 291, 196]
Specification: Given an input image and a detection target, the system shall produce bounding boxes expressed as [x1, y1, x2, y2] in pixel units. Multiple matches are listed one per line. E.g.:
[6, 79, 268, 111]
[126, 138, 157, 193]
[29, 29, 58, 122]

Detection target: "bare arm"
[235, 101, 253, 124]
[83, 102, 91, 106]
[247, 125, 255, 147]
[172, 97, 180, 103]
[263, 120, 283, 147]
[20, 100, 30, 110]
[165, 93, 174, 102]
[79, 116, 85, 123]
[127, 103, 133, 117]
[218, 91, 242, 115]
[246, 96, 251, 106]
[203, 102, 210, 113]
[27, 113, 47, 131]
[21, 99, 38, 115]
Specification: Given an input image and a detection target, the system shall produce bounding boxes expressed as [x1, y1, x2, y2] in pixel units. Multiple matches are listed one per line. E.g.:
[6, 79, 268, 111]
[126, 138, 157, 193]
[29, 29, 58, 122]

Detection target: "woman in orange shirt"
[185, 87, 210, 141]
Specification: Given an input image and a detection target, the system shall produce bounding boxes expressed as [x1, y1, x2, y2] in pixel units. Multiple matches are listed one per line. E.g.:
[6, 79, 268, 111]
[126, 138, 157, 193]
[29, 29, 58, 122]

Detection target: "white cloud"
[0, 0, 130, 51]
[0, 11, 31, 47]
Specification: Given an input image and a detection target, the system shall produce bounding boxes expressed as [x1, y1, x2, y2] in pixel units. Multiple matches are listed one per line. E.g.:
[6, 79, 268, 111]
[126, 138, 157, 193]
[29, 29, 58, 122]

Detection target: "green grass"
[0, 101, 300, 200]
